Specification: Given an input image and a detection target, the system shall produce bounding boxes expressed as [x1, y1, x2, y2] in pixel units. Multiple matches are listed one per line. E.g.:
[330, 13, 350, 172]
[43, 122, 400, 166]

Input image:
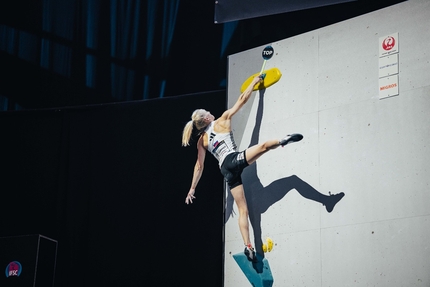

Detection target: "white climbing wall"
[224, 0, 430, 286]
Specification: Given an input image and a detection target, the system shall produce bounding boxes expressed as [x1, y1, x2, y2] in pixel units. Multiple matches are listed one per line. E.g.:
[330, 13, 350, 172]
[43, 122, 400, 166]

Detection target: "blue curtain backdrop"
[0, 0, 234, 110]
[0, 0, 405, 110]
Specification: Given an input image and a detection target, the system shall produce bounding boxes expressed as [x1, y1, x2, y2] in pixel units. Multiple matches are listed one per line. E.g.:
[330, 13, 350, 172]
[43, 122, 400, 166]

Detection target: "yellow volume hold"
[240, 68, 282, 93]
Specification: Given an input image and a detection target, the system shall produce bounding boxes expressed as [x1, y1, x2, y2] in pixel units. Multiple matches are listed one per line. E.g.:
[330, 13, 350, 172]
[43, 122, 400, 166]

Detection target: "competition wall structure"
[224, 0, 430, 286]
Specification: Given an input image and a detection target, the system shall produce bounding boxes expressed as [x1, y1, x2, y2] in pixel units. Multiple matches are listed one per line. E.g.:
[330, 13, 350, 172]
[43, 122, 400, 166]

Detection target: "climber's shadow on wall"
[225, 89, 345, 256]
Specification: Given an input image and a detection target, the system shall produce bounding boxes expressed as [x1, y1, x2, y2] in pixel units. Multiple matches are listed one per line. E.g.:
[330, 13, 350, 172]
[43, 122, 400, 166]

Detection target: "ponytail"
[182, 109, 208, 146]
[182, 120, 194, 146]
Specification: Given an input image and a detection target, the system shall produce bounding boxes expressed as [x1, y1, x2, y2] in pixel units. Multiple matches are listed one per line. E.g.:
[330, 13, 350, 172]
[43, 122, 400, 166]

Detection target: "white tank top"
[205, 121, 237, 166]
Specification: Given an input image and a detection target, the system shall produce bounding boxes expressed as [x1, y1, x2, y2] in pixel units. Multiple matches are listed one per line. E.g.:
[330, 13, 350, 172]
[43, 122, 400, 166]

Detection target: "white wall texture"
[224, 0, 430, 286]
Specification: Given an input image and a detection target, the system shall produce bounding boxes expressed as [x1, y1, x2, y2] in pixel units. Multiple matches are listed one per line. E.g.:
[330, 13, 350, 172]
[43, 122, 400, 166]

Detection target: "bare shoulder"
[213, 118, 231, 133]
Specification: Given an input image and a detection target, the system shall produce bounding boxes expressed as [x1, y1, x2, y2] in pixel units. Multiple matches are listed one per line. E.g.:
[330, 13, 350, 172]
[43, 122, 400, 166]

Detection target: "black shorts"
[220, 151, 249, 189]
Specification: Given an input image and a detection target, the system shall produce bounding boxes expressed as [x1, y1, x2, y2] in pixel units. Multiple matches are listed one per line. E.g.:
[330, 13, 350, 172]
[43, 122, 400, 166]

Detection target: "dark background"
[0, 1, 405, 286]
[214, 0, 357, 23]
[0, 92, 226, 286]
[0, 0, 405, 110]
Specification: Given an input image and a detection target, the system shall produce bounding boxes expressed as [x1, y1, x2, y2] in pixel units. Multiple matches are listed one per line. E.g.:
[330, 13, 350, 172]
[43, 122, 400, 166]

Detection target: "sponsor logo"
[236, 152, 245, 161]
[5, 261, 22, 278]
[380, 83, 397, 91]
[210, 132, 215, 141]
[382, 36, 396, 51]
[379, 62, 398, 70]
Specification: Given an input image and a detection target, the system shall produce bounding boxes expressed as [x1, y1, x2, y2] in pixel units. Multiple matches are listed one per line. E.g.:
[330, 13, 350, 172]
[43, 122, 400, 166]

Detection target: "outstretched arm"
[185, 136, 206, 204]
[221, 75, 263, 120]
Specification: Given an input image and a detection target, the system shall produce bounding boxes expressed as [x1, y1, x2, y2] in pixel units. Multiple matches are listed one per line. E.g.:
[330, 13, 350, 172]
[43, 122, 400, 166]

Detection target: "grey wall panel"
[320, 86, 430, 228]
[225, 0, 430, 286]
[321, 215, 430, 286]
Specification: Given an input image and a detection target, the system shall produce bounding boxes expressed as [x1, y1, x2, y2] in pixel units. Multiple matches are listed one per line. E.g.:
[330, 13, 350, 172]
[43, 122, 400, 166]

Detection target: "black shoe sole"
[280, 133, 303, 147]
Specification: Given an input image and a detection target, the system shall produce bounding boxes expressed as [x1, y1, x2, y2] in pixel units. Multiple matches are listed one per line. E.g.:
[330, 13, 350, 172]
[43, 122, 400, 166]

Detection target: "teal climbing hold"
[232, 252, 274, 287]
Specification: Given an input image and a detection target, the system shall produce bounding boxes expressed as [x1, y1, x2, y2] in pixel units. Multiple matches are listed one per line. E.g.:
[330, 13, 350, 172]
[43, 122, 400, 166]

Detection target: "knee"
[237, 206, 249, 217]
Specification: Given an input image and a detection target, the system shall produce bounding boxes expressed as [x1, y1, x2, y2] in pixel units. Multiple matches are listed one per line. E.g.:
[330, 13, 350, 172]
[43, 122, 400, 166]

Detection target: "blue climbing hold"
[232, 252, 274, 287]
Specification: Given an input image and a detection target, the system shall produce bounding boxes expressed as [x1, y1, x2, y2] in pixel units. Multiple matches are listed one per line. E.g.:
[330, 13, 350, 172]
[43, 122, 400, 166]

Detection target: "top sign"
[379, 33, 399, 57]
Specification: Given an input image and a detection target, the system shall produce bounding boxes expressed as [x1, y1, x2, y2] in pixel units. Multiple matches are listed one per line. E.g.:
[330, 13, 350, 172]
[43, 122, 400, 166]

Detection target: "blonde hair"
[182, 109, 208, 146]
